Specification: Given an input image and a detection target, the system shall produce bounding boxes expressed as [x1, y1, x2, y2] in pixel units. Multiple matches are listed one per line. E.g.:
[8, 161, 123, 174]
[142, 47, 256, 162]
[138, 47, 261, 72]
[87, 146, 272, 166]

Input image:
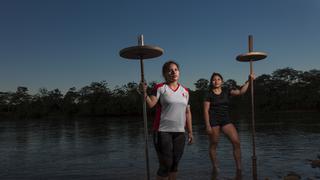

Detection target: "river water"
[0, 113, 320, 179]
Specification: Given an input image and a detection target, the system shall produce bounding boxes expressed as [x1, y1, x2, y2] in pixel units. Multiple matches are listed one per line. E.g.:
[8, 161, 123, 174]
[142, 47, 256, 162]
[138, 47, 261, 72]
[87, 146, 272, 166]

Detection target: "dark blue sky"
[1, 0, 319, 93]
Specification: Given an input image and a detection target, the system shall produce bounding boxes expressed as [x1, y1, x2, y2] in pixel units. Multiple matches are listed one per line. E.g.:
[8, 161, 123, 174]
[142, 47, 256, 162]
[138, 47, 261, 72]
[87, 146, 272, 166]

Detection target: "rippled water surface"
[1, 113, 320, 179]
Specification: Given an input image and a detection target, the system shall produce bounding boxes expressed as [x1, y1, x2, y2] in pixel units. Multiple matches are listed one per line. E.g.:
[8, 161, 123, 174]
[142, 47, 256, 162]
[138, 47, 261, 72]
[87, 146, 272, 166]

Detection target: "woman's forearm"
[203, 102, 211, 128]
[145, 95, 158, 108]
[204, 112, 211, 127]
[239, 80, 250, 94]
[186, 108, 193, 134]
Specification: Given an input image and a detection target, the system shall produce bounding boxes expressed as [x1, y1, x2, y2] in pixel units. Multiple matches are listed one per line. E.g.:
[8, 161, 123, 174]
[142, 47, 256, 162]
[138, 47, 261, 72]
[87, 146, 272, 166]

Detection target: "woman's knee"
[158, 159, 173, 177]
[209, 141, 218, 150]
[209, 134, 220, 146]
[232, 139, 241, 149]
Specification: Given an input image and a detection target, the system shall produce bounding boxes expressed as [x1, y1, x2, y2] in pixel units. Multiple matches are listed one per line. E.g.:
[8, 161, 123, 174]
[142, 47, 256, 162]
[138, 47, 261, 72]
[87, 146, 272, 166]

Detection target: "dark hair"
[162, 60, 180, 81]
[209, 72, 223, 89]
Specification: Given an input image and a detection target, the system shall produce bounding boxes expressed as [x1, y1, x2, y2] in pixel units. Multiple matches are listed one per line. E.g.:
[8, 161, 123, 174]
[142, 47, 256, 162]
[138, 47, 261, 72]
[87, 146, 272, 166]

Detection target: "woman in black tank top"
[203, 72, 254, 179]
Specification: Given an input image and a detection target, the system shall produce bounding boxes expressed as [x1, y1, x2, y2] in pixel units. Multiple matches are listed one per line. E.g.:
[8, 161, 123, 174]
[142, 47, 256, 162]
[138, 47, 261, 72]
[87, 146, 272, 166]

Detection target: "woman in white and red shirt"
[141, 60, 193, 180]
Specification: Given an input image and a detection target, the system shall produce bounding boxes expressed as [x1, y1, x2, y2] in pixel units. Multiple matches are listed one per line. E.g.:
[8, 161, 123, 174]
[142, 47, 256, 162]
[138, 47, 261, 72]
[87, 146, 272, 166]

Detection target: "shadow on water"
[0, 112, 319, 179]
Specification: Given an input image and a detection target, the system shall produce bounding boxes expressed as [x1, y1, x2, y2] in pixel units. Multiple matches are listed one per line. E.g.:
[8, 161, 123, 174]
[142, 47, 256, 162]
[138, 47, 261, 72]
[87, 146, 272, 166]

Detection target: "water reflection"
[0, 113, 319, 179]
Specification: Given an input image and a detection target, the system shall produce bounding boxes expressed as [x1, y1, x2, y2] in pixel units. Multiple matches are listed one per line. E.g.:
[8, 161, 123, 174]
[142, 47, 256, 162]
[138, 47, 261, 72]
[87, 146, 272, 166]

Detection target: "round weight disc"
[236, 52, 267, 62]
[119, 45, 164, 60]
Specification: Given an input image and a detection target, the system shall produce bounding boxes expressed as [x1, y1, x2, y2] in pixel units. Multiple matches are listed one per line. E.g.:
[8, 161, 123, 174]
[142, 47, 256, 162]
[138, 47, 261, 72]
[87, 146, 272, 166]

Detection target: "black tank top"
[204, 88, 230, 121]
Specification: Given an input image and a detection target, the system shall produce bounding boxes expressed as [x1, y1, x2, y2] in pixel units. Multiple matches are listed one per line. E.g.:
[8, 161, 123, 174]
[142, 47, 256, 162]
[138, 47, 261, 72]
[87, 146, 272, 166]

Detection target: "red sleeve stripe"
[151, 83, 165, 96]
[181, 85, 189, 92]
[152, 104, 162, 131]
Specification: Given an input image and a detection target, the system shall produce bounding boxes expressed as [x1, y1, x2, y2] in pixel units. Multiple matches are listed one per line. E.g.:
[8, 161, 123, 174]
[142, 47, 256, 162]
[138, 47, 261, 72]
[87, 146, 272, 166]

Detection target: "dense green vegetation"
[0, 67, 319, 119]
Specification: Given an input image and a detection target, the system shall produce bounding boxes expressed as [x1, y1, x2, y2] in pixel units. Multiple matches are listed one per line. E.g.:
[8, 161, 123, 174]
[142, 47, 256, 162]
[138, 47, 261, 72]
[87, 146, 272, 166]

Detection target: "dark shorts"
[210, 117, 232, 127]
[153, 131, 186, 177]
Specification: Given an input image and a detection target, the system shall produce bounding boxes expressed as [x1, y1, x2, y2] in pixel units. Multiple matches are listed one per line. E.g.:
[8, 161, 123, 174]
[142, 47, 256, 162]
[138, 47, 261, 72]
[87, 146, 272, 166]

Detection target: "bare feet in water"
[211, 167, 219, 180]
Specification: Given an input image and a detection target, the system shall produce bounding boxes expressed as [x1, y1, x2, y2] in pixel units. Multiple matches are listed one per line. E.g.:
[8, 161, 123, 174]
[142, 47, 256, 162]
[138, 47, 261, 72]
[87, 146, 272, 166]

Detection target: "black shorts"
[210, 117, 231, 127]
[153, 131, 186, 177]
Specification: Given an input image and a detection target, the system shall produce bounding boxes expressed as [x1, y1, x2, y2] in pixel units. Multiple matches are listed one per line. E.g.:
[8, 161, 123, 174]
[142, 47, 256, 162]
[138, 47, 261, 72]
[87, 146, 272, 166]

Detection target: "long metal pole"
[249, 35, 258, 180]
[138, 35, 150, 180]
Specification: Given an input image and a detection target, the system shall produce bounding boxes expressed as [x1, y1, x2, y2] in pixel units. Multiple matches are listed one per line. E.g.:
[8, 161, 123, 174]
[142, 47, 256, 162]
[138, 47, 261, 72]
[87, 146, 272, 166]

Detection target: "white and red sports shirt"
[151, 83, 189, 132]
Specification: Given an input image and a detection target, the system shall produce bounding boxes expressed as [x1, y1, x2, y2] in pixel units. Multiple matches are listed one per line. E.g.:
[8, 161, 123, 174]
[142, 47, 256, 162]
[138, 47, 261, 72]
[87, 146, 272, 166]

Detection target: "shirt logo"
[182, 92, 188, 99]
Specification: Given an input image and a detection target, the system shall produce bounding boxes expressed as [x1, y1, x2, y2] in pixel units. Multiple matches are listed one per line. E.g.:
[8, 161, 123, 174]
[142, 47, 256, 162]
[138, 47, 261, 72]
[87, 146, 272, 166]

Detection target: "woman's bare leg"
[208, 126, 221, 176]
[222, 123, 242, 179]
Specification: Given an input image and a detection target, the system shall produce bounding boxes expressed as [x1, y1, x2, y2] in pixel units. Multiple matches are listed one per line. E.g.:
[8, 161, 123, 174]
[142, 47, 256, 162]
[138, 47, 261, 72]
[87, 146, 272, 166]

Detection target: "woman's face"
[212, 75, 223, 88]
[165, 63, 180, 83]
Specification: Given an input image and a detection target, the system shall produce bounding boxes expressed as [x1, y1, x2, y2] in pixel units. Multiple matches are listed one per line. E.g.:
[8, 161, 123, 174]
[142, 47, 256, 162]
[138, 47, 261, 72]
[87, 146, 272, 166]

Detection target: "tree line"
[0, 67, 319, 119]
